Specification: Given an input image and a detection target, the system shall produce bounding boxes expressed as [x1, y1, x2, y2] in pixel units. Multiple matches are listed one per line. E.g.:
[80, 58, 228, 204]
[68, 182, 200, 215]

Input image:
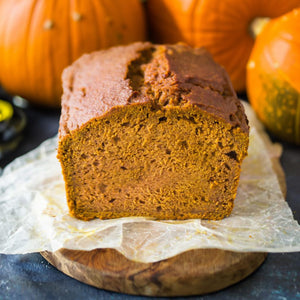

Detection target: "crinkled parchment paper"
[0, 102, 299, 262]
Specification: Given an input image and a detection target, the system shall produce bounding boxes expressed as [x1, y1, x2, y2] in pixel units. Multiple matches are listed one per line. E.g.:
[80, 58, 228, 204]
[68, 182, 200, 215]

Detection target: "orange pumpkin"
[247, 9, 300, 145]
[0, 0, 146, 107]
[146, 0, 300, 92]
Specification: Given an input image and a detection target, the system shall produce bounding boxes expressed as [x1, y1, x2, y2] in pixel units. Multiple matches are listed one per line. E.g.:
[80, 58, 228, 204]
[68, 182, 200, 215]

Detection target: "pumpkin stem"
[249, 17, 271, 39]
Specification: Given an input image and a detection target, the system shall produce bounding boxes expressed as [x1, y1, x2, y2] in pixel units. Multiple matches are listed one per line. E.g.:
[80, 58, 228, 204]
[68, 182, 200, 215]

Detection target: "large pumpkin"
[247, 9, 300, 145]
[0, 0, 146, 107]
[146, 0, 300, 92]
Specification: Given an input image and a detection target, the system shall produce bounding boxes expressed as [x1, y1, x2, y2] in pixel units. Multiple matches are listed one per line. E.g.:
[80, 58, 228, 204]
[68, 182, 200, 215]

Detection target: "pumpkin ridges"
[195, 1, 247, 30]
[0, 0, 146, 107]
[194, 0, 300, 92]
[70, 0, 101, 59]
[40, 0, 65, 106]
[102, 0, 123, 46]
[112, 0, 146, 44]
[110, 0, 127, 44]
[67, 0, 73, 63]
[25, 1, 37, 99]
[146, 0, 188, 43]
[0, 4, 15, 94]
[90, 0, 107, 49]
[24, 0, 56, 106]
[147, 0, 300, 92]
[189, 0, 200, 46]
[193, 0, 255, 91]
[46, 0, 57, 105]
[296, 93, 300, 144]
[1, 2, 33, 100]
[0, 0, 145, 107]
[194, 30, 252, 91]
[224, 39, 253, 90]
[257, 0, 300, 17]
[93, 0, 110, 48]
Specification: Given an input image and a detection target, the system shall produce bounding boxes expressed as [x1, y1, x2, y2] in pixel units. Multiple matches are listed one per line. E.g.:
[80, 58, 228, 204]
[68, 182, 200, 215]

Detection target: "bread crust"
[58, 42, 249, 221]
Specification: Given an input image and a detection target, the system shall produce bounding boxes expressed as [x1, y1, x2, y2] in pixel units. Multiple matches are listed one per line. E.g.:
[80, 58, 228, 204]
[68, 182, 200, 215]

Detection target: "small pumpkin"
[247, 9, 300, 145]
[0, 0, 146, 107]
[146, 0, 300, 92]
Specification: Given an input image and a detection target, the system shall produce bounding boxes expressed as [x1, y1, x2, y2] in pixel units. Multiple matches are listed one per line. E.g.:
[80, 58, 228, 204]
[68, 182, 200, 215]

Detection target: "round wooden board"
[42, 128, 286, 297]
[41, 248, 267, 297]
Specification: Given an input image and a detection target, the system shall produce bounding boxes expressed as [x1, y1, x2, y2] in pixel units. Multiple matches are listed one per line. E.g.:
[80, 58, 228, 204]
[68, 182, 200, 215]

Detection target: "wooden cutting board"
[42, 131, 285, 297]
[42, 248, 267, 297]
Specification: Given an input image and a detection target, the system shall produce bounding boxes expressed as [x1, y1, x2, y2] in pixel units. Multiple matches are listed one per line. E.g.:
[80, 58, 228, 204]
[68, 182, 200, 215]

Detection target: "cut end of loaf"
[58, 103, 248, 220]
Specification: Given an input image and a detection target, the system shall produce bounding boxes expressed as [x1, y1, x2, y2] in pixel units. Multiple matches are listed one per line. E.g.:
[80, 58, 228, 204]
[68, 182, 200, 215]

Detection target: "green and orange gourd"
[247, 9, 300, 145]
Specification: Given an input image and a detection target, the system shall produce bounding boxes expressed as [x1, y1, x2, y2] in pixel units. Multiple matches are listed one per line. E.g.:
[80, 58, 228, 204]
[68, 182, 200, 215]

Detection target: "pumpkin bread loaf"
[58, 42, 249, 221]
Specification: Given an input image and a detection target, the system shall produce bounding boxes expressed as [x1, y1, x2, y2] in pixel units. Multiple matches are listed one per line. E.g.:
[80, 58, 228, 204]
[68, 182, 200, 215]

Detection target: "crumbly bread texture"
[58, 42, 249, 221]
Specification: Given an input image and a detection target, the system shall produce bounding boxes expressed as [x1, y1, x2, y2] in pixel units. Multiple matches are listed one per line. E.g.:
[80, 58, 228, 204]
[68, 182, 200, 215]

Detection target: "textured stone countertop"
[0, 91, 299, 300]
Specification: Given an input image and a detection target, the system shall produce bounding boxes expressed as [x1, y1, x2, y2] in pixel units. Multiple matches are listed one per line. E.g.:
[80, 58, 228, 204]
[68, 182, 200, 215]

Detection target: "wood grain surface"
[41, 127, 286, 297]
[42, 248, 267, 296]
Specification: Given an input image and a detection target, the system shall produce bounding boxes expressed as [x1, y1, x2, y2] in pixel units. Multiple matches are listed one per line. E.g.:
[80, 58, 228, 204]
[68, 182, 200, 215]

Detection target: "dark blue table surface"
[0, 93, 299, 300]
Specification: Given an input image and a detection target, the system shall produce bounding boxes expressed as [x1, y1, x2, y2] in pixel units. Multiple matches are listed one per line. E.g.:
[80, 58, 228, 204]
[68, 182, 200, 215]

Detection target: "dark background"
[0, 89, 299, 300]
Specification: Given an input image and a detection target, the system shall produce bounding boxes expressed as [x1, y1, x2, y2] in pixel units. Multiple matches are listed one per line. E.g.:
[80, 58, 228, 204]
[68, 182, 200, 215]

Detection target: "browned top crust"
[59, 42, 249, 138]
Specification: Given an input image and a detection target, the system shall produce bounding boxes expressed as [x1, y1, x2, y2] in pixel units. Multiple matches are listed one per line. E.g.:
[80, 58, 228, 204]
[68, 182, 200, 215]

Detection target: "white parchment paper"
[0, 102, 299, 262]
